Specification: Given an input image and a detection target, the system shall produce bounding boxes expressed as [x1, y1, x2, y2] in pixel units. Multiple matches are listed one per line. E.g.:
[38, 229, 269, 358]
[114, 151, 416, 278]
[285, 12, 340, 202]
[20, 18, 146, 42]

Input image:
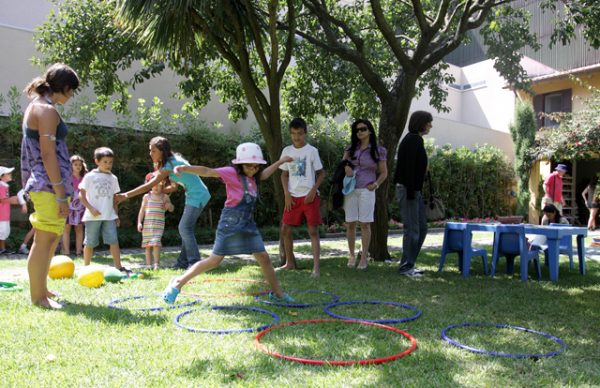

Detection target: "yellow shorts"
[29, 191, 67, 236]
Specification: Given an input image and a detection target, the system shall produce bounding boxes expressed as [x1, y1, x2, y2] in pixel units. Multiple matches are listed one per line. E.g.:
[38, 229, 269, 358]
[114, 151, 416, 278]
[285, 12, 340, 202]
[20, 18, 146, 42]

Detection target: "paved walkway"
[2, 229, 599, 281]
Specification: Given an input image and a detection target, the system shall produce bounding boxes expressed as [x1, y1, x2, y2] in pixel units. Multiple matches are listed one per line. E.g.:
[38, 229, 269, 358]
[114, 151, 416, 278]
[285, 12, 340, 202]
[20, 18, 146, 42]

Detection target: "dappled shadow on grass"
[61, 301, 168, 326]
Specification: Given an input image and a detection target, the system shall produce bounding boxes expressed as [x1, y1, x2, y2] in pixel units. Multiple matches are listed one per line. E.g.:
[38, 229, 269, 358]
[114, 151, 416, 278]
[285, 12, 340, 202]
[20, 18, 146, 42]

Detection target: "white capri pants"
[343, 188, 376, 223]
[0, 221, 9, 240]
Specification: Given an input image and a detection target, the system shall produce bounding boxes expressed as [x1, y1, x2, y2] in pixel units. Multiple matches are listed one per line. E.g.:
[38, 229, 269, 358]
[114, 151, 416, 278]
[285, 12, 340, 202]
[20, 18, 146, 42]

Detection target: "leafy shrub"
[427, 142, 515, 218]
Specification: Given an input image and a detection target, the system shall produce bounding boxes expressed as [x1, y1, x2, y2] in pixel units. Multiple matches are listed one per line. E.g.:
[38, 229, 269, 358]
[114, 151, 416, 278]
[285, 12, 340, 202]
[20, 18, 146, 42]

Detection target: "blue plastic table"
[443, 223, 587, 282]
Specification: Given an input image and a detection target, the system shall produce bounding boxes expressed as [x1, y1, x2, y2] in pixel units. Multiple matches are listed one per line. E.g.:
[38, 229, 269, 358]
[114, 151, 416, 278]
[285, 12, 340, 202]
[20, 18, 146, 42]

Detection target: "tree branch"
[370, 0, 412, 69]
[242, 0, 271, 79]
[277, 0, 295, 82]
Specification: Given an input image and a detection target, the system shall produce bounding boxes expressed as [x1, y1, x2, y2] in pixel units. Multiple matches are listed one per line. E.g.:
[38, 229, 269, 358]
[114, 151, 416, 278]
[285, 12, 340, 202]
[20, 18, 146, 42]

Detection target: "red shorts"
[282, 195, 322, 226]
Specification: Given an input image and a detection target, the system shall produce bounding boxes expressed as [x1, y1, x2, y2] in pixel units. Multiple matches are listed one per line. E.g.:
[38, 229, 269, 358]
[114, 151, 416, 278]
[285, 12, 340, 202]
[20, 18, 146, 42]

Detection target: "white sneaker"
[18, 245, 29, 255]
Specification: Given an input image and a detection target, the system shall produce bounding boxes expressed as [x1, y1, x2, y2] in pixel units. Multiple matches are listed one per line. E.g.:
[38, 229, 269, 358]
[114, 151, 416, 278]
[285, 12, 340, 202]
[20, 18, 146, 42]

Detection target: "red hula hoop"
[255, 319, 417, 366]
[182, 278, 270, 298]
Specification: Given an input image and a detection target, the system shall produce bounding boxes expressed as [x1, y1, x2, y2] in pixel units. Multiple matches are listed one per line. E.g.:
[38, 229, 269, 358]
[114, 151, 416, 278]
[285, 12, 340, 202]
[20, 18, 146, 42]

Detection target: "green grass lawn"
[1, 239, 599, 387]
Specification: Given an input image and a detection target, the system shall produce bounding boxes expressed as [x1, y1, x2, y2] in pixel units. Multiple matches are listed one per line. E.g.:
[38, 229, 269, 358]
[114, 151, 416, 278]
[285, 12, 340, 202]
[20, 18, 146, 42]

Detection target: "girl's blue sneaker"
[163, 281, 180, 304]
[269, 292, 294, 303]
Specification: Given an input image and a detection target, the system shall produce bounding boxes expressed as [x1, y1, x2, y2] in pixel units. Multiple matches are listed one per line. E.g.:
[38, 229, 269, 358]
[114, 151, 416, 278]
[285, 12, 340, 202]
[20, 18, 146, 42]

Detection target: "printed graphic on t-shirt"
[289, 157, 307, 177]
[92, 176, 114, 200]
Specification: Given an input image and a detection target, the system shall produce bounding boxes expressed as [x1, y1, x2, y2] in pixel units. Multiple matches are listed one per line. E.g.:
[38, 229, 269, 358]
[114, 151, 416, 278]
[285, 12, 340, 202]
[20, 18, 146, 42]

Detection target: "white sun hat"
[231, 142, 267, 164]
[0, 166, 15, 176]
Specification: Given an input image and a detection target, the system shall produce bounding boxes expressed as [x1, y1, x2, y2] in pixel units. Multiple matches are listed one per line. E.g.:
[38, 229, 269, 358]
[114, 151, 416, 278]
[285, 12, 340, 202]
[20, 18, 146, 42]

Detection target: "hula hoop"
[0, 281, 22, 292]
[181, 278, 269, 298]
[108, 294, 200, 311]
[175, 305, 280, 334]
[254, 289, 340, 308]
[255, 319, 417, 366]
[324, 300, 422, 324]
[441, 322, 566, 358]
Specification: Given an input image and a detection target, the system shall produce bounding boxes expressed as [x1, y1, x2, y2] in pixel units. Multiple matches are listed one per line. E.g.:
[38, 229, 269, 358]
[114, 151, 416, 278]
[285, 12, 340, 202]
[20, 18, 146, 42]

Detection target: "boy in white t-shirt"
[79, 147, 126, 271]
[278, 118, 326, 278]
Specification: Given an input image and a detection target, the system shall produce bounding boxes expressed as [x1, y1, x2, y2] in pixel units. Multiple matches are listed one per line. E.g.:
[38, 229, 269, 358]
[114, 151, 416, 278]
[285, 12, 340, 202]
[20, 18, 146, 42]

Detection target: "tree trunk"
[369, 75, 415, 261]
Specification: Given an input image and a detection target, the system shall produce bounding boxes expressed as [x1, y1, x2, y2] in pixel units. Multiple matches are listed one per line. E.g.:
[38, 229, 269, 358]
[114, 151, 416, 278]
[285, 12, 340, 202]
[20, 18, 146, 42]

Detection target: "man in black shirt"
[393, 111, 433, 276]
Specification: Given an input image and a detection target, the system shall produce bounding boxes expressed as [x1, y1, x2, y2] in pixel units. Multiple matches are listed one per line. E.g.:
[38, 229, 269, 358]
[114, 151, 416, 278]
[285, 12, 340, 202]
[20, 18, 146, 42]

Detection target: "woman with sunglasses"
[342, 119, 388, 270]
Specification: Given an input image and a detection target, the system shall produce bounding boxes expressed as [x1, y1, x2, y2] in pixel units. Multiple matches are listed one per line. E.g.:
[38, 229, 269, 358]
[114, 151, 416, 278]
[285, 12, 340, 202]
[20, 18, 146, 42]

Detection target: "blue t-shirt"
[163, 156, 210, 208]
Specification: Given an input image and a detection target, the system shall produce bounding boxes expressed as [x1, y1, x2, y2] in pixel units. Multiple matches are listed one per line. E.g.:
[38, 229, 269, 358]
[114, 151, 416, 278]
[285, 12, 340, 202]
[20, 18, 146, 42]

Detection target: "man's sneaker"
[0, 248, 7, 255]
[118, 266, 132, 274]
[412, 268, 425, 274]
[269, 292, 295, 303]
[18, 244, 29, 255]
[398, 268, 423, 277]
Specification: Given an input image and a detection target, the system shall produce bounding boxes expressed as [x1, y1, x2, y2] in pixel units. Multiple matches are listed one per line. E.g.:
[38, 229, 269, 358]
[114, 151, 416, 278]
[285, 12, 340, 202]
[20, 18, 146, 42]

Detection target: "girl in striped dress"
[137, 173, 174, 269]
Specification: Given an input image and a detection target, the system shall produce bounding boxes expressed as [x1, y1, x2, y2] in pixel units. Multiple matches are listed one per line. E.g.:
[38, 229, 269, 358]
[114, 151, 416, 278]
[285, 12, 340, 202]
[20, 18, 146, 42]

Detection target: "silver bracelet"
[50, 179, 64, 186]
[55, 196, 68, 203]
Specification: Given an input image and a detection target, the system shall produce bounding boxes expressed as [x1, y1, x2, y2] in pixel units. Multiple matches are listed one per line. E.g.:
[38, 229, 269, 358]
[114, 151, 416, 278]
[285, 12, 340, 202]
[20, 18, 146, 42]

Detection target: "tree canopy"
[35, 0, 567, 260]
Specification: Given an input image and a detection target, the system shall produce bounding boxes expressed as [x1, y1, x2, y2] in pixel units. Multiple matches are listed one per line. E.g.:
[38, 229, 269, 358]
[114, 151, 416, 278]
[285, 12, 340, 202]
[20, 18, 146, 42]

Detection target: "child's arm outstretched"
[115, 169, 171, 204]
[173, 165, 220, 178]
[137, 195, 148, 232]
[259, 156, 293, 181]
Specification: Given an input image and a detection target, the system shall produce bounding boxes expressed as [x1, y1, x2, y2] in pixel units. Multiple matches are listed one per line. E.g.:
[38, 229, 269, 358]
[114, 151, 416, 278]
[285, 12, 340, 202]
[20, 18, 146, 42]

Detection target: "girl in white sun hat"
[163, 142, 294, 303]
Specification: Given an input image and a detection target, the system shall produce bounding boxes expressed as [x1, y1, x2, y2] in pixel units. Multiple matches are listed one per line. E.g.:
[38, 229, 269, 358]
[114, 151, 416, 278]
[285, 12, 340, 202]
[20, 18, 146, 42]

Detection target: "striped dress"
[142, 193, 167, 247]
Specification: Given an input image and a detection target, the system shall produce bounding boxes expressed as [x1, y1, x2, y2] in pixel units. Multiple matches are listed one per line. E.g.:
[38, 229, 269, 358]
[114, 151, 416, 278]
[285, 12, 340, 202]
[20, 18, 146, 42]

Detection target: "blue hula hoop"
[253, 289, 340, 308]
[441, 322, 566, 358]
[323, 300, 422, 324]
[108, 294, 200, 311]
[175, 305, 280, 334]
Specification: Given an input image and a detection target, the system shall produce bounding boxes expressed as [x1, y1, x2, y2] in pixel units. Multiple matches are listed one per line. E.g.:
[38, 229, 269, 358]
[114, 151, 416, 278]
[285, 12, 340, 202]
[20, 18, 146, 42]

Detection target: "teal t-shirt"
[163, 156, 211, 208]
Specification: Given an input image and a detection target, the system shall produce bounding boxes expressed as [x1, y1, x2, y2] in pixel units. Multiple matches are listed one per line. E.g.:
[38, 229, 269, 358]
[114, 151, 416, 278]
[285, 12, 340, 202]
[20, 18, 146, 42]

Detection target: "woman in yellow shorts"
[21, 63, 79, 309]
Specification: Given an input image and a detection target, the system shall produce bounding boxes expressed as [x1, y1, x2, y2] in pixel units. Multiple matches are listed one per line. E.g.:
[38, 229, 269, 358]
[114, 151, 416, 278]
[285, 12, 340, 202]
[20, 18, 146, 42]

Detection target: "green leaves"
[532, 80, 600, 160]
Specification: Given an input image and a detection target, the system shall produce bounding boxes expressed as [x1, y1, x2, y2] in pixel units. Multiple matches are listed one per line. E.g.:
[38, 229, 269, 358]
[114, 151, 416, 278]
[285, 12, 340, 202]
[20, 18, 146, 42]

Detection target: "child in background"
[278, 118, 326, 278]
[18, 227, 35, 255]
[0, 167, 28, 254]
[79, 147, 127, 271]
[163, 142, 293, 304]
[17, 189, 33, 254]
[115, 137, 210, 270]
[62, 155, 87, 256]
[137, 172, 174, 269]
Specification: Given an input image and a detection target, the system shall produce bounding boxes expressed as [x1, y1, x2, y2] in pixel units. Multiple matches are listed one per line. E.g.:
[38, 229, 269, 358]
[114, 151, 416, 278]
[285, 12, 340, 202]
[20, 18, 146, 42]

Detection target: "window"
[533, 89, 572, 129]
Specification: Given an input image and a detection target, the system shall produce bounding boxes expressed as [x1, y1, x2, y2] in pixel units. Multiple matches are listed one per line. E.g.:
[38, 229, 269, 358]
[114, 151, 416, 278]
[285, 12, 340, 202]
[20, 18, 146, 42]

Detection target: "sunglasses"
[244, 164, 260, 169]
[356, 126, 369, 132]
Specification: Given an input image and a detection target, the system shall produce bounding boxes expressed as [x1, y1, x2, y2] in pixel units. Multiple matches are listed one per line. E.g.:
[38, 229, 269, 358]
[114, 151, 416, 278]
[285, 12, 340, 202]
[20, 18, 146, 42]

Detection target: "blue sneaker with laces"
[269, 291, 294, 303]
[163, 280, 180, 304]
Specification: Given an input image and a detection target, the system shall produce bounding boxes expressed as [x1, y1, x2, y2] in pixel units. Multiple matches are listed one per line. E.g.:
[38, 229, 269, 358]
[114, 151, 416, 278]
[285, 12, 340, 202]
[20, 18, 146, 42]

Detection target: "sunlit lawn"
[1, 233, 599, 387]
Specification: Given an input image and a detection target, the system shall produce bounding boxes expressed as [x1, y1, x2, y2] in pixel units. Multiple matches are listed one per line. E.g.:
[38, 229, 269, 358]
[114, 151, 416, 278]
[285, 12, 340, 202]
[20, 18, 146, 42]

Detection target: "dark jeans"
[176, 204, 203, 268]
[396, 184, 428, 270]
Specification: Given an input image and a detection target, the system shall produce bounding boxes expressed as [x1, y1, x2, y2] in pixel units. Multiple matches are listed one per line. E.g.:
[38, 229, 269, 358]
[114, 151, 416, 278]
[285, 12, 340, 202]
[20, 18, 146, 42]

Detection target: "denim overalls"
[213, 174, 265, 255]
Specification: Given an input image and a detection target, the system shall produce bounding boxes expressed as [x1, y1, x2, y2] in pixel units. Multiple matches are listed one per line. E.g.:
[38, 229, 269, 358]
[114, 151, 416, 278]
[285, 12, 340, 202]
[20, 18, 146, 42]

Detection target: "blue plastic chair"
[491, 225, 541, 281]
[549, 223, 574, 270]
[439, 222, 488, 277]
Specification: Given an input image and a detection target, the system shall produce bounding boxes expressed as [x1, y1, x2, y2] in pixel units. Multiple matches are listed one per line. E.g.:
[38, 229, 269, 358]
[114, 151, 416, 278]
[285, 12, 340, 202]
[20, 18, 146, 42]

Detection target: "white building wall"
[0, 0, 256, 133]
[0, 0, 515, 159]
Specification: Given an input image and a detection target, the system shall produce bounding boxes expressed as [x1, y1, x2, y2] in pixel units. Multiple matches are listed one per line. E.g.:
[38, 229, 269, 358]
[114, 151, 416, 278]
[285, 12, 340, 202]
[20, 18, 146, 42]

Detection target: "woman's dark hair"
[149, 136, 174, 169]
[542, 204, 562, 219]
[590, 176, 599, 186]
[348, 119, 380, 163]
[24, 63, 80, 97]
[408, 110, 433, 134]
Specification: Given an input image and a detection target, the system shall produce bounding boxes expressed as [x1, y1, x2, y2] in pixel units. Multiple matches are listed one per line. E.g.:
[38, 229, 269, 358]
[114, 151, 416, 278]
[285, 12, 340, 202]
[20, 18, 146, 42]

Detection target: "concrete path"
[2, 229, 599, 281]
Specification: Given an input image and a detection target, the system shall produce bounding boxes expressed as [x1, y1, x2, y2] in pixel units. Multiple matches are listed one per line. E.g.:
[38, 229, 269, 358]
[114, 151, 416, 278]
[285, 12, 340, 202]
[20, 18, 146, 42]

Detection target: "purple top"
[21, 119, 73, 197]
[346, 144, 387, 188]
